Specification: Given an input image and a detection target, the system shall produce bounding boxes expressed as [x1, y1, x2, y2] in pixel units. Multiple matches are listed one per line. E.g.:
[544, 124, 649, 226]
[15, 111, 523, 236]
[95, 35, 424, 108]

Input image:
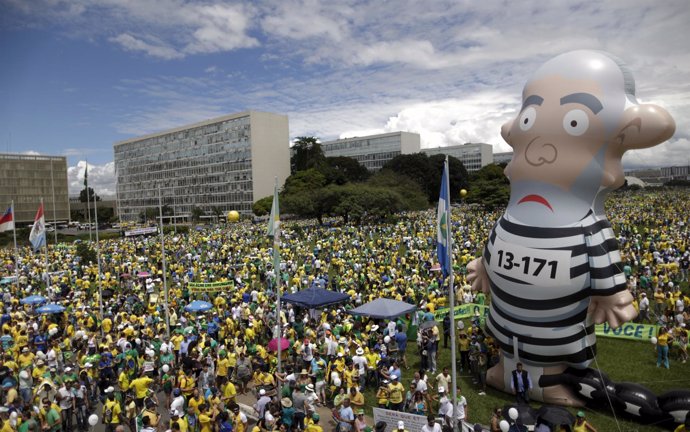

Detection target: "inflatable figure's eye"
[563, 109, 589, 136]
[519, 107, 536, 131]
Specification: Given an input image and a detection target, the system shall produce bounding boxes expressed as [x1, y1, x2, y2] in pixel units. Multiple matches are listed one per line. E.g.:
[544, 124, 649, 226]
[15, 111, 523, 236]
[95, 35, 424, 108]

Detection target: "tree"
[383, 153, 435, 198]
[75, 241, 97, 265]
[367, 170, 429, 210]
[283, 168, 328, 194]
[79, 187, 101, 203]
[322, 156, 370, 185]
[467, 163, 510, 210]
[428, 154, 469, 201]
[382, 153, 469, 202]
[190, 206, 205, 223]
[253, 196, 273, 216]
[290, 136, 325, 173]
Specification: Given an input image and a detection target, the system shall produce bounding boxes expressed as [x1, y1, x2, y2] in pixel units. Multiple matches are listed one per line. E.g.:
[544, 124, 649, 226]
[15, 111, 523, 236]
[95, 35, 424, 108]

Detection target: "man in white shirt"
[57, 382, 74, 431]
[638, 292, 650, 323]
[352, 348, 368, 387]
[421, 415, 443, 432]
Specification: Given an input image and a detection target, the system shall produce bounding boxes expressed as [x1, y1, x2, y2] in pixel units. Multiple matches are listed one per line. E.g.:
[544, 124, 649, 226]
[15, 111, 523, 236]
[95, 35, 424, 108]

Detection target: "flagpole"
[158, 187, 171, 338]
[272, 177, 283, 399]
[50, 159, 58, 245]
[11, 200, 20, 294]
[94, 189, 104, 328]
[85, 160, 92, 242]
[444, 157, 459, 430]
[41, 198, 49, 295]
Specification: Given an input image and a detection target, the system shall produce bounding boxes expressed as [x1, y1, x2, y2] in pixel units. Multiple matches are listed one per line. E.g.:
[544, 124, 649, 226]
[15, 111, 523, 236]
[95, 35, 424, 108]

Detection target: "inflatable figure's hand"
[467, 258, 490, 295]
[588, 290, 637, 328]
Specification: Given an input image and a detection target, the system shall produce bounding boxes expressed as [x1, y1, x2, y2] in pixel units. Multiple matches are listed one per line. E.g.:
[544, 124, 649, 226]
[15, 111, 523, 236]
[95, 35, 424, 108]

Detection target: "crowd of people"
[0, 189, 687, 432]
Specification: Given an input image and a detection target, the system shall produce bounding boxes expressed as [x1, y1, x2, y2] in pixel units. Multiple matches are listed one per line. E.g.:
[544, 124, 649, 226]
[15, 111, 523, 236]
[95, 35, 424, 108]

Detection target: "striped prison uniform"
[484, 210, 626, 368]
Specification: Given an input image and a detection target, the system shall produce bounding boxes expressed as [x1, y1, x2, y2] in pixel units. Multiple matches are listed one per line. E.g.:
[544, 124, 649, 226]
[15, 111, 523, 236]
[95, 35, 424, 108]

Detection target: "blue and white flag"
[436, 159, 451, 278]
[29, 202, 46, 252]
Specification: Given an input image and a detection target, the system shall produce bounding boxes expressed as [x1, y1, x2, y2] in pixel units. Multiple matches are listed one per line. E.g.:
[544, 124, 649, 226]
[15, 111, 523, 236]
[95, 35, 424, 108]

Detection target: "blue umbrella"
[20, 295, 47, 305]
[35, 304, 66, 314]
[184, 300, 213, 313]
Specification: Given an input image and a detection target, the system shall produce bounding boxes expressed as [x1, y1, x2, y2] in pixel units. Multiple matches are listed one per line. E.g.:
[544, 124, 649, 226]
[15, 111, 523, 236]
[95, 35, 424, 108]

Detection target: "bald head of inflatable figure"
[501, 50, 675, 227]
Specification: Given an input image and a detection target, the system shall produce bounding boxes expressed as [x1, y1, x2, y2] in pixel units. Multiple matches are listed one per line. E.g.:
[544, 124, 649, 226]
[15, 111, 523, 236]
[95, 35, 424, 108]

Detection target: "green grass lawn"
[361, 333, 690, 431]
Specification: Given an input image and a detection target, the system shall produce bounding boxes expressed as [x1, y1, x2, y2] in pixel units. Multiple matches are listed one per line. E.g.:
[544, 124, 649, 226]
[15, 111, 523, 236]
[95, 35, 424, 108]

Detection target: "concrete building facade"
[0, 153, 69, 224]
[114, 111, 289, 221]
[421, 143, 493, 172]
[320, 132, 421, 171]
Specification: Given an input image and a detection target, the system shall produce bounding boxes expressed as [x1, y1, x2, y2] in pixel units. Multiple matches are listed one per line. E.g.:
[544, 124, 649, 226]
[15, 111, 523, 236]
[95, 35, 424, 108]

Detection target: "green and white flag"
[267, 183, 280, 244]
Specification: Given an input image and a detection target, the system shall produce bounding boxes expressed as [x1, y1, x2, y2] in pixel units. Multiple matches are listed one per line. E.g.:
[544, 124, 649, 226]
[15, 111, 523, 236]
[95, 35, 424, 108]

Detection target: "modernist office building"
[0, 153, 69, 224]
[320, 132, 421, 171]
[114, 111, 290, 221]
[422, 143, 493, 172]
[493, 151, 514, 165]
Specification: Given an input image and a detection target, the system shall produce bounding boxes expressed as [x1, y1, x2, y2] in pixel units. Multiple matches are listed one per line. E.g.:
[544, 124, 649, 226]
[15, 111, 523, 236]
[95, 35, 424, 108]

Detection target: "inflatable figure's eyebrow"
[560, 93, 603, 114]
[521, 95, 543, 111]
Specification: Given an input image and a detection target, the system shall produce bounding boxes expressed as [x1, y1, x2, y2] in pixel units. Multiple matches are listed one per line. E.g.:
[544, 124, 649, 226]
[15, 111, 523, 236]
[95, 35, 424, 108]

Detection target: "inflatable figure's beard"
[506, 180, 597, 227]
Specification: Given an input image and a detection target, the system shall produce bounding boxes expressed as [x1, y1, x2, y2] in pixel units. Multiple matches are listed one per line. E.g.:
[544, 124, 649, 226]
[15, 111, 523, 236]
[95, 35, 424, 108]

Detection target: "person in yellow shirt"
[376, 379, 390, 408]
[169, 410, 188, 432]
[216, 353, 230, 387]
[102, 392, 123, 431]
[178, 370, 195, 397]
[17, 347, 34, 368]
[187, 389, 204, 416]
[129, 373, 154, 408]
[102, 316, 113, 334]
[32, 359, 47, 380]
[221, 378, 237, 406]
[305, 413, 323, 432]
[388, 376, 405, 411]
[118, 367, 131, 393]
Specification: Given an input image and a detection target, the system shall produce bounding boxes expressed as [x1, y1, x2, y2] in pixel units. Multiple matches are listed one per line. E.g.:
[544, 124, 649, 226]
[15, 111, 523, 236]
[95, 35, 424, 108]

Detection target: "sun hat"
[281, 398, 293, 408]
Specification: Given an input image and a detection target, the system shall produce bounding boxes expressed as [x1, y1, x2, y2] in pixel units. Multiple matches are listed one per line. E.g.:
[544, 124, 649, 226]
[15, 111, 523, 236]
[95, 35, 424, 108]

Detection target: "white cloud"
[110, 33, 183, 60]
[68, 160, 116, 197]
[5, 0, 259, 59]
[6, 0, 689, 171]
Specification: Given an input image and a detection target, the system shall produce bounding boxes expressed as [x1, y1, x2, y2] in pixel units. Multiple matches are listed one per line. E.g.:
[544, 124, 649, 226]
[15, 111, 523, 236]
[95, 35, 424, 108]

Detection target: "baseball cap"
[398, 421, 405, 429]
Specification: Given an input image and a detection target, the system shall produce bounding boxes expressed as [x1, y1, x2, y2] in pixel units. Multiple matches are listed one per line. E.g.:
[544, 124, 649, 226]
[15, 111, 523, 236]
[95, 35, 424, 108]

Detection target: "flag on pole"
[0, 206, 13, 232]
[267, 186, 280, 244]
[29, 203, 46, 252]
[436, 159, 451, 278]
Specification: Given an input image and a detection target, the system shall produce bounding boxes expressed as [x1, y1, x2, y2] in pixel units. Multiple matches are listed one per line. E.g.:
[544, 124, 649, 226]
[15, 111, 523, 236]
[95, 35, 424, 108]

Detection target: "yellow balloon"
[227, 211, 240, 222]
[460, 189, 468, 197]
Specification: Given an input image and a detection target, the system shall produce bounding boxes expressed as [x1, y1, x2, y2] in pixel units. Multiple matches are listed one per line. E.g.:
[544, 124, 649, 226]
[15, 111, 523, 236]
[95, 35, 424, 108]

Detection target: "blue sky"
[1, 0, 689, 195]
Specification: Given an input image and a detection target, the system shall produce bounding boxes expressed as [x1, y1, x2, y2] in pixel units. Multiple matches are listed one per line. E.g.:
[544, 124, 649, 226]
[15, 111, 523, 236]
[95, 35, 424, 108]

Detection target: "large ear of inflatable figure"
[467, 50, 678, 424]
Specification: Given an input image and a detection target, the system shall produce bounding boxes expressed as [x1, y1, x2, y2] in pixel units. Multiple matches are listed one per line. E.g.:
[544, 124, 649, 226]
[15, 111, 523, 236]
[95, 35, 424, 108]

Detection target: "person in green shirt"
[41, 399, 61, 432]
[18, 409, 39, 432]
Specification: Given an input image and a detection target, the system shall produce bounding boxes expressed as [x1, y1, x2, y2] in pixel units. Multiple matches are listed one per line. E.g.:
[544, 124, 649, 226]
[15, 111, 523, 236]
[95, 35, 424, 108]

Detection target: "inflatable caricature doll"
[468, 50, 675, 407]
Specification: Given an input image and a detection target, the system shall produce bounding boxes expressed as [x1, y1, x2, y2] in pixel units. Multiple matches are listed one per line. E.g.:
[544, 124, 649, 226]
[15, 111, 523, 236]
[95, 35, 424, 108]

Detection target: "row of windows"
[119, 201, 253, 221]
[115, 117, 250, 154]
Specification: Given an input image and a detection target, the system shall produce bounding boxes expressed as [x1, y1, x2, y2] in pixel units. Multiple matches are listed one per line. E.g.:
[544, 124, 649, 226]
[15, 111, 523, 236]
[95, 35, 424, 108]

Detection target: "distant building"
[660, 165, 690, 181]
[493, 152, 513, 165]
[114, 111, 290, 221]
[422, 143, 493, 172]
[0, 153, 69, 224]
[320, 132, 421, 171]
[624, 167, 664, 185]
